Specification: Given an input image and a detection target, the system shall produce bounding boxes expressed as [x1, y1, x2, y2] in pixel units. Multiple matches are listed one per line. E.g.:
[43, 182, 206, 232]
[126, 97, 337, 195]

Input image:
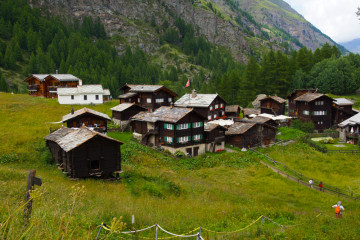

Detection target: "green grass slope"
[1, 93, 360, 239]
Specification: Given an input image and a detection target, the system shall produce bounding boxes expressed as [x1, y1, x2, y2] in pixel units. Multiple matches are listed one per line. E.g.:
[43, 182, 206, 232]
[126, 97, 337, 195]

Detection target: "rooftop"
[225, 122, 257, 135]
[338, 113, 360, 127]
[47, 74, 80, 82]
[45, 127, 122, 152]
[243, 108, 260, 116]
[225, 105, 241, 113]
[111, 103, 145, 112]
[294, 93, 328, 102]
[334, 98, 354, 106]
[62, 107, 111, 122]
[261, 96, 286, 104]
[250, 116, 272, 123]
[118, 92, 138, 99]
[57, 85, 105, 96]
[131, 106, 199, 123]
[175, 94, 220, 107]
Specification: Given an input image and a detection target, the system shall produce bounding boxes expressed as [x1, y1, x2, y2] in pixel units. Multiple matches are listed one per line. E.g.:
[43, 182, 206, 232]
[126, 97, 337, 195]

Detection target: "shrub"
[291, 119, 315, 133]
[174, 150, 185, 158]
[0, 153, 19, 164]
[302, 137, 327, 153]
[163, 149, 172, 155]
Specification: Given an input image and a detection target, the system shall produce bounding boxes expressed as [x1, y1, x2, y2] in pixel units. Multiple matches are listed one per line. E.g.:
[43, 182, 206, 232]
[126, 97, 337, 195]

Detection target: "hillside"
[340, 38, 360, 54]
[29, 0, 341, 60]
[1, 93, 360, 239]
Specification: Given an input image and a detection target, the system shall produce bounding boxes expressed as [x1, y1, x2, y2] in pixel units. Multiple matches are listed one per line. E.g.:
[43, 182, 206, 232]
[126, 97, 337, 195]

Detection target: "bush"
[163, 149, 172, 155]
[302, 137, 327, 153]
[0, 153, 19, 164]
[174, 150, 185, 158]
[291, 119, 315, 133]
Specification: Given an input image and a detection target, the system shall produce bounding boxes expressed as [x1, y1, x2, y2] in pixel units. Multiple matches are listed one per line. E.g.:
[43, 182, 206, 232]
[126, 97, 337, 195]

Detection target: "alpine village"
[2, 0, 360, 239]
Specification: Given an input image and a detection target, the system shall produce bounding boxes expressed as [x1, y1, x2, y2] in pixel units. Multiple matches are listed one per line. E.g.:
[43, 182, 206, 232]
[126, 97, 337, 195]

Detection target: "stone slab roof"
[175, 94, 219, 107]
[111, 103, 145, 112]
[58, 85, 104, 96]
[334, 98, 354, 106]
[47, 74, 80, 82]
[242, 108, 260, 116]
[294, 93, 326, 102]
[250, 116, 272, 123]
[225, 122, 257, 135]
[131, 106, 197, 123]
[129, 85, 163, 92]
[118, 92, 138, 98]
[62, 107, 111, 122]
[45, 127, 122, 152]
[103, 89, 110, 96]
[338, 113, 360, 127]
[261, 96, 286, 104]
[225, 105, 241, 113]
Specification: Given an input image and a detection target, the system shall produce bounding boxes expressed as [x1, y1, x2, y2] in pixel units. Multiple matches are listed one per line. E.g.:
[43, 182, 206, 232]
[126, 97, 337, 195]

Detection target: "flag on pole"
[185, 79, 190, 88]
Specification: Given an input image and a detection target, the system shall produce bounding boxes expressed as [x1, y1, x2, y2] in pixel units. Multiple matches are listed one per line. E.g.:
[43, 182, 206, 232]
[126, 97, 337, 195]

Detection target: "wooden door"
[266, 102, 270, 108]
[193, 147, 199, 157]
[73, 122, 76, 128]
[265, 139, 270, 145]
[186, 148, 192, 157]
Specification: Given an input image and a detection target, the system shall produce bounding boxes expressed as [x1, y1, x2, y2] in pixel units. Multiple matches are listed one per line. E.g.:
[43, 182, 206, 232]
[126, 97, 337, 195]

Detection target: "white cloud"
[284, 0, 360, 43]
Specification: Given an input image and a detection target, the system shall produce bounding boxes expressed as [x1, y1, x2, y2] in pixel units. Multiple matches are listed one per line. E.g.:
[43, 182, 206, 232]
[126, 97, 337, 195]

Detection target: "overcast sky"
[284, 0, 360, 43]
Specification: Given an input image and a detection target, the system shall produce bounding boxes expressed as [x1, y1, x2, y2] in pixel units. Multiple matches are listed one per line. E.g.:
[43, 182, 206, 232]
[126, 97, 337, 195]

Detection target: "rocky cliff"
[28, 0, 340, 62]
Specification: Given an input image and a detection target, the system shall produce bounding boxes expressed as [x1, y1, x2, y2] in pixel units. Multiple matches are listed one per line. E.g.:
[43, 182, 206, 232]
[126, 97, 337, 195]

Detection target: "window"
[313, 111, 327, 116]
[178, 136, 190, 143]
[147, 98, 152, 103]
[215, 104, 219, 109]
[193, 134, 202, 141]
[71, 95, 74, 100]
[193, 122, 202, 128]
[214, 114, 217, 119]
[208, 115, 212, 120]
[303, 110, 309, 115]
[90, 160, 100, 170]
[168, 98, 172, 103]
[96, 95, 99, 100]
[315, 101, 324, 105]
[164, 136, 173, 143]
[210, 106, 213, 111]
[138, 98, 140, 103]
[129, 98, 132, 102]
[177, 123, 190, 130]
[156, 98, 164, 103]
[84, 95, 87, 100]
[164, 123, 174, 130]
[221, 103, 224, 108]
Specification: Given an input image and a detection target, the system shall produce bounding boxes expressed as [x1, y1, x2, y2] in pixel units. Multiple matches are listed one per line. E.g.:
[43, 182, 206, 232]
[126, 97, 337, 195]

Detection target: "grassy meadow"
[1, 93, 360, 239]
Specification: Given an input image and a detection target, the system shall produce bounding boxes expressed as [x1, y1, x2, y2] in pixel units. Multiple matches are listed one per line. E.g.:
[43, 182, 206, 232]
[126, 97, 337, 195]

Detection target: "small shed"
[225, 105, 241, 118]
[242, 108, 260, 118]
[45, 127, 123, 178]
[62, 107, 111, 133]
[111, 103, 146, 129]
[204, 123, 227, 152]
[249, 116, 278, 128]
[225, 122, 260, 148]
[260, 96, 286, 116]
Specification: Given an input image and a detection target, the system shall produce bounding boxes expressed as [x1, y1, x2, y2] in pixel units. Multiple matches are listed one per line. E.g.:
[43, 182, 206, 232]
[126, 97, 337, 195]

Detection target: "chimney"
[71, 107, 74, 115]
[56, 69, 58, 74]
[192, 89, 197, 98]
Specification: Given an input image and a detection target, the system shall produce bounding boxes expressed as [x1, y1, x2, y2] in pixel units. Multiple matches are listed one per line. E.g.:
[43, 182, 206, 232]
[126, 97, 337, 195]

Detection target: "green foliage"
[302, 137, 328, 153]
[174, 150, 185, 158]
[291, 119, 315, 133]
[0, 153, 19, 164]
[0, 70, 9, 92]
[276, 127, 306, 141]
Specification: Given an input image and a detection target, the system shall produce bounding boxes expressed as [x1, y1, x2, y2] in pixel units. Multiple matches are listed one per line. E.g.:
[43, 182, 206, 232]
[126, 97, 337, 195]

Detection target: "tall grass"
[1, 93, 360, 239]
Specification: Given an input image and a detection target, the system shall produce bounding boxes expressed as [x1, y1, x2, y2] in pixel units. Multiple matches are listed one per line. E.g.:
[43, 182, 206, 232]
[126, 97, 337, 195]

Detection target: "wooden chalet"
[225, 121, 277, 148]
[260, 96, 286, 116]
[111, 103, 146, 129]
[130, 106, 207, 156]
[174, 90, 227, 121]
[24, 74, 81, 98]
[204, 123, 227, 152]
[62, 107, 111, 133]
[45, 127, 123, 178]
[248, 116, 278, 128]
[225, 105, 241, 119]
[338, 113, 360, 145]
[332, 98, 355, 125]
[119, 84, 178, 111]
[103, 89, 111, 102]
[291, 92, 333, 130]
[287, 89, 316, 117]
[242, 108, 260, 118]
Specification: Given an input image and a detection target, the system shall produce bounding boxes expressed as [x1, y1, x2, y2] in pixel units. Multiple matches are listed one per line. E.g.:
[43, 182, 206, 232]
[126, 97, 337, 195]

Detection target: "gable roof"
[204, 123, 227, 132]
[120, 84, 178, 97]
[118, 92, 138, 99]
[62, 108, 111, 122]
[242, 108, 260, 116]
[131, 106, 205, 123]
[294, 93, 332, 102]
[334, 98, 354, 106]
[57, 85, 104, 96]
[338, 113, 360, 127]
[103, 89, 111, 96]
[45, 74, 80, 82]
[175, 94, 223, 108]
[250, 116, 273, 124]
[45, 127, 122, 152]
[225, 105, 241, 113]
[111, 103, 146, 112]
[261, 96, 286, 104]
[286, 89, 317, 99]
[24, 74, 49, 82]
[225, 122, 257, 135]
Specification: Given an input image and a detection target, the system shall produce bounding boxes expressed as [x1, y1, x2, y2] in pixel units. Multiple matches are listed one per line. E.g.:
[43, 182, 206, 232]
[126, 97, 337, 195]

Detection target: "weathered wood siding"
[260, 99, 285, 115]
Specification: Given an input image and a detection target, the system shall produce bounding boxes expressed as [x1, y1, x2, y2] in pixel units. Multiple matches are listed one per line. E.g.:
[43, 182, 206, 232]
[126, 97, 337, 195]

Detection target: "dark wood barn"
[332, 98, 355, 125]
[287, 89, 316, 117]
[242, 108, 260, 118]
[45, 127, 123, 178]
[111, 103, 146, 129]
[225, 105, 241, 119]
[130, 106, 207, 156]
[249, 116, 278, 128]
[260, 96, 286, 116]
[62, 107, 111, 133]
[119, 84, 178, 111]
[204, 123, 227, 152]
[293, 93, 333, 130]
[174, 90, 227, 121]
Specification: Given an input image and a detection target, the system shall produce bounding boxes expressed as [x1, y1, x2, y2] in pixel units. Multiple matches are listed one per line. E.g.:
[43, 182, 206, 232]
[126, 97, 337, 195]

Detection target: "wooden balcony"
[27, 85, 39, 91]
[47, 86, 58, 92]
[346, 132, 359, 139]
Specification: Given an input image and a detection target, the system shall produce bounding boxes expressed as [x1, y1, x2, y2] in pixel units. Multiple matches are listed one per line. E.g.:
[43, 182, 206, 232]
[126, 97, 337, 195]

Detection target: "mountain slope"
[28, 0, 341, 61]
[340, 38, 360, 54]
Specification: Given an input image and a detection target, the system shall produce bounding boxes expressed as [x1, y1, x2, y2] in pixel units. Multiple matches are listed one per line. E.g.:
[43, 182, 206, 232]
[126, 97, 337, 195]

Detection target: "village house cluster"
[28, 74, 357, 178]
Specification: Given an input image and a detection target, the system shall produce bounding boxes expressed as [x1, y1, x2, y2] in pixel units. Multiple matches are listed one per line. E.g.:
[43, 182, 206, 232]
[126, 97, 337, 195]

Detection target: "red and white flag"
[185, 79, 190, 88]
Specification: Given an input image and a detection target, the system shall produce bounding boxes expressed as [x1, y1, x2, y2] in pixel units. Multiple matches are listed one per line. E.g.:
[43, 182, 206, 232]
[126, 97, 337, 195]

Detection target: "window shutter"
[164, 136, 167, 142]
[176, 138, 179, 143]
[176, 124, 179, 130]
[172, 124, 174, 130]
[200, 134, 202, 140]
[200, 122, 203, 127]
[164, 123, 166, 129]
[325, 111, 327, 115]
[188, 123, 191, 129]
[192, 123, 194, 128]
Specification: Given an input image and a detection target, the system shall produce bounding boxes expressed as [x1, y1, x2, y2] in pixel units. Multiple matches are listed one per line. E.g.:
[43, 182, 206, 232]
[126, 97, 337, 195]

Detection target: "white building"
[57, 85, 109, 105]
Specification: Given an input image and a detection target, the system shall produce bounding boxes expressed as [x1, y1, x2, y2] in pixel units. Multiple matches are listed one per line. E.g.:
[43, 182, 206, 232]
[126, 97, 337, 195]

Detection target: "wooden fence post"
[23, 170, 42, 228]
